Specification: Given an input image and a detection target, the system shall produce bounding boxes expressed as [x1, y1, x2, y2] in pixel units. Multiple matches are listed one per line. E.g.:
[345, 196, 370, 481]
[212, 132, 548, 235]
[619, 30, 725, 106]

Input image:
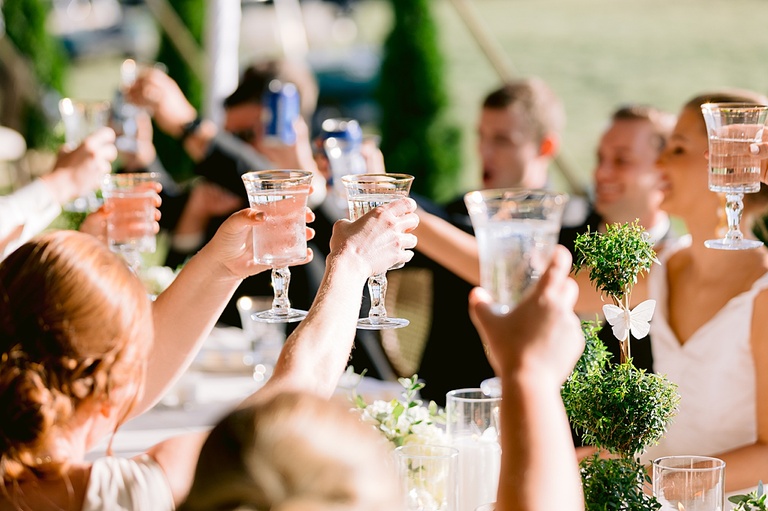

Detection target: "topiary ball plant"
[563, 221, 680, 511]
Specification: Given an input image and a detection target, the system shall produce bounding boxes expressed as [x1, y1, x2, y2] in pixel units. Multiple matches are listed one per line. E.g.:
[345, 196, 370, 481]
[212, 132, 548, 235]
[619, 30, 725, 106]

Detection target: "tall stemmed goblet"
[341, 173, 414, 330]
[701, 102, 768, 250]
[464, 189, 568, 396]
[58, 98, 111, 212]
[242, 170, 314, 323]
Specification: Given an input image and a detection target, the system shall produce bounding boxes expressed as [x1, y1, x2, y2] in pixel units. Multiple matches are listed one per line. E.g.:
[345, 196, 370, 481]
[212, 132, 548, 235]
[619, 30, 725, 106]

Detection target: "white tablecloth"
[87, 327, 404, 460]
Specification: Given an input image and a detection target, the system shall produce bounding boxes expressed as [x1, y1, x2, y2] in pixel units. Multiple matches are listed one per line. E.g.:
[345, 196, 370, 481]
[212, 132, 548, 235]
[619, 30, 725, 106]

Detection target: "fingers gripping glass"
[58, 98, 111, 212]
[242, 170, 313, 323]
[341, 173, 414, 330]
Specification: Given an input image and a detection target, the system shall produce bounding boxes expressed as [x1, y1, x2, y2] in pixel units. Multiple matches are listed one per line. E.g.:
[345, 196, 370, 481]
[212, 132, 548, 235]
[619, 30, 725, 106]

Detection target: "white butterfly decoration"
[602, 299, 656, 341]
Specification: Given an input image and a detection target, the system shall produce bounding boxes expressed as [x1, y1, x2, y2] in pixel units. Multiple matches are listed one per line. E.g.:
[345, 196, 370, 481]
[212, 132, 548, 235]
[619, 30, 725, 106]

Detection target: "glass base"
[704, 238, 764, 250]
[251, 308, 307, 324]
[357, 317, 409, 330]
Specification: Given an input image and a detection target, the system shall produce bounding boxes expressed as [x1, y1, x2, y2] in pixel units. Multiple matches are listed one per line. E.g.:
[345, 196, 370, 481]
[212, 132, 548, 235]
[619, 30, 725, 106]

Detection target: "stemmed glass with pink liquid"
[341, 173, 414, 330]
[701, 103, 768, 250]
[241, 170, 313, 323]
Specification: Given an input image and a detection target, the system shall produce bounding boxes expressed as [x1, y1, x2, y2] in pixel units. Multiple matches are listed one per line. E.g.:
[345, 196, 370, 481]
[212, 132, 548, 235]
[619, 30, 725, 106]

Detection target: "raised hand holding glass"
[342, 173, 414, 330]
[241, 170, 313, 323]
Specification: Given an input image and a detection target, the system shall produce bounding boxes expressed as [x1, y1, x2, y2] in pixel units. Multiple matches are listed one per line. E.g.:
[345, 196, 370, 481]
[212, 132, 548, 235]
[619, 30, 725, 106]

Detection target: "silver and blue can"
[262, 80, 300, 144]
[320, 118, 366, 180]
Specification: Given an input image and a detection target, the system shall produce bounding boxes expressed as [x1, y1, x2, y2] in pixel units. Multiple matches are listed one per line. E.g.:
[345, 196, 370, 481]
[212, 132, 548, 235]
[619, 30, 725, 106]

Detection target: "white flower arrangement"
[353, 374, 446, 448]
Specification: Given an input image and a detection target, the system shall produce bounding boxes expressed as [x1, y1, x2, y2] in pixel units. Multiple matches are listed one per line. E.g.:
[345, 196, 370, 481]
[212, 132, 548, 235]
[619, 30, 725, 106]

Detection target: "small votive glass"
[652, 455, 725, 511]
[395, 444, 459, 511]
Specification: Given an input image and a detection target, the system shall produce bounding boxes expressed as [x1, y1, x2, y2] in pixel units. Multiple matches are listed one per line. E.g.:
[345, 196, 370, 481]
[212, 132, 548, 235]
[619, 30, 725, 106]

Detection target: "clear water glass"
[59, 98, 111, 212]
[464, 189, 568, 397]
[395, 444, 459, 511]
[653, 455, 725, 511]
[241, 170, 313, 323]
[341, 173, 414, 330]
[445, 389, 501, 511]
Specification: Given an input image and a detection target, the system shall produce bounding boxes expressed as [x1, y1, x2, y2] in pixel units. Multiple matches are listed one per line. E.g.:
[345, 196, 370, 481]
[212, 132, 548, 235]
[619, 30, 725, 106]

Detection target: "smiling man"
[559, 104, 677, 253]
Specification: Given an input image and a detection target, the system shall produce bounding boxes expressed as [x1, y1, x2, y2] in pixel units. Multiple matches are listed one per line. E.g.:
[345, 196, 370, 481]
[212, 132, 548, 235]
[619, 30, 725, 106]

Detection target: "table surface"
[87, 327, 404, 460]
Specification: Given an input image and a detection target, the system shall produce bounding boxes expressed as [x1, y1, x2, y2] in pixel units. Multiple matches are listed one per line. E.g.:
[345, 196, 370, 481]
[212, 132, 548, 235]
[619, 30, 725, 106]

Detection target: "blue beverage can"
[262, 80, 300, 144]
[320, 117, 363, 148]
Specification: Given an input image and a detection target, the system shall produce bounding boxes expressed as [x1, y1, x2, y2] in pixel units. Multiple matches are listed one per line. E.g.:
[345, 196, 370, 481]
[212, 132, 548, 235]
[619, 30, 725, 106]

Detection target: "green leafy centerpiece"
[562, 221, 680, 511]
[731, 482, 768, 511]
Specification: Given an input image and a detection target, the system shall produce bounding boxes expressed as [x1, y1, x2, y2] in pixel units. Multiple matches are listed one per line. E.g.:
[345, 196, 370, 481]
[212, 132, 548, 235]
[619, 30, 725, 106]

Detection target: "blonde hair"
[0, 231, 152, 482]
[178, 392, 404, 511]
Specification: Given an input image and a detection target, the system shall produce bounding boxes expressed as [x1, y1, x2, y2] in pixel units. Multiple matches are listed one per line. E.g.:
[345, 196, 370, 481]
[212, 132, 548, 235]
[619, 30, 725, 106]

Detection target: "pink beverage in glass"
[249, 190, 309, 267]
[102, 173, 159, 254]
[708, 134, 762, 193]
[104, 188, 156, 252]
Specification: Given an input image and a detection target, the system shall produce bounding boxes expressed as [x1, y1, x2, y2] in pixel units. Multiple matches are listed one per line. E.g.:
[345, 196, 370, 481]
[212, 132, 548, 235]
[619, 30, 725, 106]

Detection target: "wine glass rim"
[340, 173, 414, 183]
[464, 188, 569, 204]
[652, 455, 726, 471]
[103, 172, 161, 187]
[446, 388, 501, 403]
[700, 102, 768, 111]
[241, 169, 314, 183]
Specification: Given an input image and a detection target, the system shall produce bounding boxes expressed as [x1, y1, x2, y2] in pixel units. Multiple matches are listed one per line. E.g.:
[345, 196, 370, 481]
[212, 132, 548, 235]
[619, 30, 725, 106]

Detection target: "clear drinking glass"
[652, 455, 725, 511]
[101, 172, 159, 272]
[395, 444, 459, 511]
[241, 170, 313, 323]
[445, 389, 502, 511]
[464, 189, 568, 397]
[59, 98, 111, 212]
[341, 173, 414, 330]
[701, 102, 768, 250]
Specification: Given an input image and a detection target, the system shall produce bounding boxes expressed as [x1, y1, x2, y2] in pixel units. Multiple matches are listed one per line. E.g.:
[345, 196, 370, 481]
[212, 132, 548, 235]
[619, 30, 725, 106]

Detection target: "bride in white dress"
[640, 89, 768, 493]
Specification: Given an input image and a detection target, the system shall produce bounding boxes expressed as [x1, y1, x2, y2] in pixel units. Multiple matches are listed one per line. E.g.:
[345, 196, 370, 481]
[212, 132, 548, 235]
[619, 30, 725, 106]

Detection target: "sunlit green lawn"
[360, 0, 768, 200]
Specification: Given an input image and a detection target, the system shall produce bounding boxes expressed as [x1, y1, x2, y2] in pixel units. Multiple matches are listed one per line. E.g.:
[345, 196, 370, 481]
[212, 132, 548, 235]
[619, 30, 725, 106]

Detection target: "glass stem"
[724, 193, 746, 243]
[367, 272, 389, 323]
[271, 267, 292, 315]
[119, 247, 142, 275]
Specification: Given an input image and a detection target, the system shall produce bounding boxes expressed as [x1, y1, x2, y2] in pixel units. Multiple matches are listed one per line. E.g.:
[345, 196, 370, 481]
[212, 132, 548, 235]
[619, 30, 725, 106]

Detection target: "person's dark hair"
[611, 104, 676, 152]
[224, 60, 319, 118]
[223, 61, 281, 108]
[481, 77, 565, 144]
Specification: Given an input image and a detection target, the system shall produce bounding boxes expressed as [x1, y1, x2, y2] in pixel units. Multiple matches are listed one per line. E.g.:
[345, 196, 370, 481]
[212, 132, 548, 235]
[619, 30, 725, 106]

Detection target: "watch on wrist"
[179, 116, 203, 143]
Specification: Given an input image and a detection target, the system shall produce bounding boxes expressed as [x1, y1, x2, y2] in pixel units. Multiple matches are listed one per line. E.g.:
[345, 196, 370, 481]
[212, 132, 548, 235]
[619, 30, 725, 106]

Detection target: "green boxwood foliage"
[376, 0, 462, 201]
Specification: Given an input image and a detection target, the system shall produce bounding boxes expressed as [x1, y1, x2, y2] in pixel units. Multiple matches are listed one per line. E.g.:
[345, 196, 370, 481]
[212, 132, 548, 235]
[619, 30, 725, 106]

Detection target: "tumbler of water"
[465, 189, 568, 398]
[445, 389, 501, 511]
[464, 189, 568, 314]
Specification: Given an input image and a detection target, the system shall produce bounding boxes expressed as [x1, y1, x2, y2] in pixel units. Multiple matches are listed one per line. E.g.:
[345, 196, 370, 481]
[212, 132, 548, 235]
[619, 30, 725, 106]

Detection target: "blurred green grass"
[383, 0, 768, 199]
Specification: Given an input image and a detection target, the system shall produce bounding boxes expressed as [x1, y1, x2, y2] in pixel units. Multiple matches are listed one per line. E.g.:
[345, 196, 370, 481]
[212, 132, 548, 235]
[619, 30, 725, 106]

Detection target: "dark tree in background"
[153, 0, 204, 182]
[377, 0, 462, 202]
[2, 0, 68, 149]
